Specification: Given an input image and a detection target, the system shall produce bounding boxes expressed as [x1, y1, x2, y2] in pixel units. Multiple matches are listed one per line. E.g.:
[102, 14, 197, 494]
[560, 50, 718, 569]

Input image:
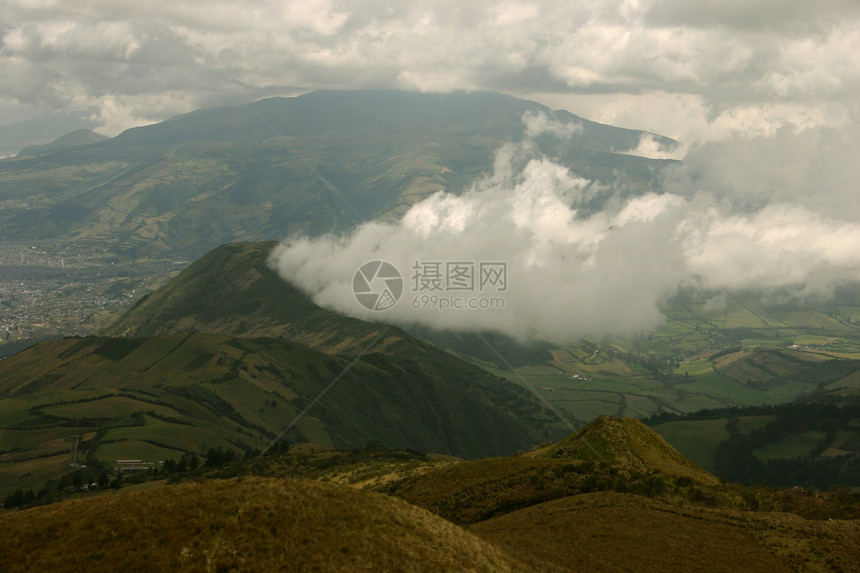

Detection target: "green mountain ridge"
[100, 241, 374, 352]
[5, 240, 859, 494]
[0, 241, 565, 497]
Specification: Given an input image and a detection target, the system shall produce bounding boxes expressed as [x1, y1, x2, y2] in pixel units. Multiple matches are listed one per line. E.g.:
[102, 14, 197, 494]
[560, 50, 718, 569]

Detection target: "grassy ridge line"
[0, 476, 528, 573]
[100, 241, 408, 356]
[537, 416, 718, 483]
[4, 416, 860, 571]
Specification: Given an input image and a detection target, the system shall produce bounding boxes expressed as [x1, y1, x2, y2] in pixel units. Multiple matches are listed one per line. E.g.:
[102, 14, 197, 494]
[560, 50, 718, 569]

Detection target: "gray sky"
[2, 0, 858, 143]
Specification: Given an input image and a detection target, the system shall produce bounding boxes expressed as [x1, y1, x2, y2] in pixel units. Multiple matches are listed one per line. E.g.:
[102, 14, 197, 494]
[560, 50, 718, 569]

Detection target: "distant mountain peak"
[17, 129, 107, 157]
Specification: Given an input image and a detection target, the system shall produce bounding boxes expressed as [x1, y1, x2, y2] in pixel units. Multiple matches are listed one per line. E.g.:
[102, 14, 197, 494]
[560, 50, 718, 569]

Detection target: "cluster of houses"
[114, 459, 163, 472]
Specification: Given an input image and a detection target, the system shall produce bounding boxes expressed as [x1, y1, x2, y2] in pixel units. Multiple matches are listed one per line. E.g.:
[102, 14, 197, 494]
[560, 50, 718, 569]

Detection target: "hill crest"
[100, 241, 384, 355]
[537, 415, 718, 483]
[0, 240, 566, 497]
[0, 476, 524, 572]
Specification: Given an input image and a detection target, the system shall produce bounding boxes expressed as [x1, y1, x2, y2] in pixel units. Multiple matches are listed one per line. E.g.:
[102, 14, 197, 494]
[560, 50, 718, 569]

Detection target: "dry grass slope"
[470, 492, 786, 572]
[0, 476, 527, 573]
[3, 421, 860, 572]
[470, 491, 860, 572]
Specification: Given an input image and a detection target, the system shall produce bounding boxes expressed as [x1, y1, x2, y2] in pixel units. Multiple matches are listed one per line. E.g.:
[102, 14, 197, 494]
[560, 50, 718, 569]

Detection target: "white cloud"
[681, 204, 860, 294]
[662, 122, 860, 219]
[269, 112, 860, 343]
[617, 133, 684, 160]
[523, 110, 583, 139]
[760, 23, 860, 98]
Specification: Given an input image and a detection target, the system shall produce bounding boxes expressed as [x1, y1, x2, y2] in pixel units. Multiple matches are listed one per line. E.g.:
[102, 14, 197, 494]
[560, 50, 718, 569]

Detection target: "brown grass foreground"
[470, 491, 860, 572]
[0, 476, 525, 572]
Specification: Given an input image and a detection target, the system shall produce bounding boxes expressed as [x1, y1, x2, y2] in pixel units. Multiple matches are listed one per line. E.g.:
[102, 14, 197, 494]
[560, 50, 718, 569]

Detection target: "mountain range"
[1, 89, 859, 571]
[0, 90, 676, 262]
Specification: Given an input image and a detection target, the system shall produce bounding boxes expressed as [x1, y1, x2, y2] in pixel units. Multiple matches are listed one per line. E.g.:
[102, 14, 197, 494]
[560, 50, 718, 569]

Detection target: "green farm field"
[651, 418, 729, 472]
[477, 287, 860, 426]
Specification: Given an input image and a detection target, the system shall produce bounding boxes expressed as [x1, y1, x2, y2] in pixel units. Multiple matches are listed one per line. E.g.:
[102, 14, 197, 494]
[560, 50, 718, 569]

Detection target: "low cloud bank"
[270, 113, 860, 343]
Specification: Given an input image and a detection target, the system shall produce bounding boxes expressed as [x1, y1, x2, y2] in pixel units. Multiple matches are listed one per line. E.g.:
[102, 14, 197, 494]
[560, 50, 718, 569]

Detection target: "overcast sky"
[2, 0, 858, 143]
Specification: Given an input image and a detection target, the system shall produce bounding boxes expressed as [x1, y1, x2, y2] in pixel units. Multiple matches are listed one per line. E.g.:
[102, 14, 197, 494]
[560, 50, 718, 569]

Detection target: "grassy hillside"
[6, 417, 860, 571]
[470, 491, 860, 572]
[0, 476, 526, 573]
[0, 331, 562, 496]
[7, 240, 860, 495]
[535, 416, 717, 483]
[381, 417, 725, 525]
[8, 240, 860, 494]
[0, 242, 565, 497]
[471, 493, 791, 573]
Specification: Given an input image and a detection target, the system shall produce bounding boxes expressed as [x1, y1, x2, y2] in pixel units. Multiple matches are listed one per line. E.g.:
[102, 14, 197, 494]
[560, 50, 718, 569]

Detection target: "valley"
[1, 90, 858, 524]
[2, 238, 859, 500]
[454, 288, 860, 422]
[0, 247, 178, 352]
